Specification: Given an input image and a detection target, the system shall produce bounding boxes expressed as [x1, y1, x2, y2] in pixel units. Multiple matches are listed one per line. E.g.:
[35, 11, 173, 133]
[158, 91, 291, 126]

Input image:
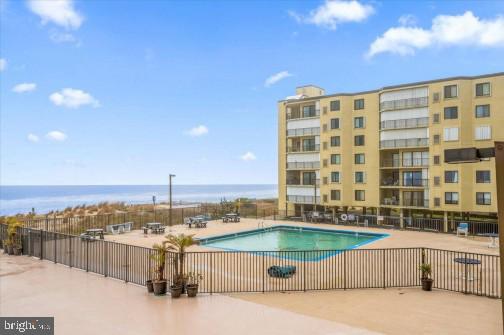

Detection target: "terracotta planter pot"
[13, 247, 22, 256]
[153, 280, 167, 296]
[421, 278, 433, 291]
[146, 280, 154, 293]
[6, 245, 14, 255]
[186, 284, 199, 297]
[170, 285, 183, 298]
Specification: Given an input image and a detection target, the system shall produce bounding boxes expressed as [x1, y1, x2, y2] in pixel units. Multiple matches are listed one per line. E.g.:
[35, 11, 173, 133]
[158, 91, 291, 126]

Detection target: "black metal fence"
[1, 225, 500, 298]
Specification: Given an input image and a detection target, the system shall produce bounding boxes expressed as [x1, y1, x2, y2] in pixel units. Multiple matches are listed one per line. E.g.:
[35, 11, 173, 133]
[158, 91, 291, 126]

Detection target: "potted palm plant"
[186, 272, 203, 297]
[151, 243, 168, 295]
[164, 233, 196, 298]
[145, 267, 154, 293]
[6, 219, 22, 255]
[419, 263, 433, 291]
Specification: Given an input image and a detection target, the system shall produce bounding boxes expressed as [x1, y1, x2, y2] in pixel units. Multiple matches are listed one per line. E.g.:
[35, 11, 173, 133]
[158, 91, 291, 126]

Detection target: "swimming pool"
[198, 226, 389, 261]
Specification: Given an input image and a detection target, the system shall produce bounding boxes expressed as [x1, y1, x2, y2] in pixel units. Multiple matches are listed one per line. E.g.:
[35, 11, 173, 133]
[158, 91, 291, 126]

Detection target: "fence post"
[28, 228, 31, 256]
[54, 232, 57, 264]
[86, 240, 89, 272]
[209, 253, 213, 295]
[464, 252, 468, 294]
[343, 250, 347, 290]
[40, 230, 44, 260]
[69, 236, 73, 268]
[125, 244, 129, 283]
[303, 251, 306, 292]
[104, 241, 108, 277]
[382, 249, 386, 289]
[262, 252, 265, 293]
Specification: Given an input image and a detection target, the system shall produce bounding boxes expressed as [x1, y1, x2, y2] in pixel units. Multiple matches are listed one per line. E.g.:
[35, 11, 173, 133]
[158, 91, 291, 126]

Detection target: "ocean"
[0, 185, 278, 216]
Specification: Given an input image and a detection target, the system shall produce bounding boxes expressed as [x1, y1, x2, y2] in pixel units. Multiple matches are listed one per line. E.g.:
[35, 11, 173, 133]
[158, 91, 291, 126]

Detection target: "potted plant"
[4, 240, 13, 255]
[186, 272, 203, 297]
[5, 219, 22, 255]
[419, 263, 433, 291]
[151, 243, 168, 295]
[164, 233, 196, 297]
[12, 241, 22, 255]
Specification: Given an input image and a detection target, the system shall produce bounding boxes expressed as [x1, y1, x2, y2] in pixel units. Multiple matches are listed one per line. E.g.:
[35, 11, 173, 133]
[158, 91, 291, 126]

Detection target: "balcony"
[381, 198, 400, 206]
[287, 144, 320, 153]
[380, 96, 428, 112]
[380, 159, 401, 168]
[381, 158, 429, 168]
[381, 179, 429, 187]
[403, 199, 429, 208]
[287, 195, 321, 204]
[286, 179, 320, 186]
[286, 161, 320, 170]
[287, 109, 320, 120]
[380, 117, 429, 130]
[380, 138, 429, 149]
[286, 127, 320, 137]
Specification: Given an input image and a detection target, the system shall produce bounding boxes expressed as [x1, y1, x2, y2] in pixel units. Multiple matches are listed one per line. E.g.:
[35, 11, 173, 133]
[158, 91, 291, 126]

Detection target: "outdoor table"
[223, 213, 240, 223]
[86, 228, 104, 239]
[454, 257, 482, 281]
[478, 233, 499, 248]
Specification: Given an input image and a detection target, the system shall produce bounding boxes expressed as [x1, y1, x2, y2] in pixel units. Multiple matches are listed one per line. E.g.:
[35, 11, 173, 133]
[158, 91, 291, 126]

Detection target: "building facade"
[278, 72, 504, 221]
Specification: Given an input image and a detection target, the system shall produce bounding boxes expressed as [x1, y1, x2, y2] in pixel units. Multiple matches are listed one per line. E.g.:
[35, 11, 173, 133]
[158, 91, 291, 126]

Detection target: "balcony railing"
[380, 179, 429, 187]
[402, 158, 429, 167]
[287, 195, 321, 204]
[381, 198, 400, 206]
[380, 117, 429, 130]
[287, 109, 320, 120]
[403, 199, 429, 208]
[287, 144, 320, 153]
[380, 138, 429, 149]
[286, 161, 320, 170]
[286, 127, 320, 137]
[380, 159, 401, 168]
[381, 179, 400, 186]
[287, 179, 320, 186]
[380, 96, 428, 111]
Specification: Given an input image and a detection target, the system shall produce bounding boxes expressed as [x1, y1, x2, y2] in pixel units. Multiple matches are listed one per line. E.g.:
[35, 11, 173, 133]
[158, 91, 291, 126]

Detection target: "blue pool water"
[198, 226, 388, 261]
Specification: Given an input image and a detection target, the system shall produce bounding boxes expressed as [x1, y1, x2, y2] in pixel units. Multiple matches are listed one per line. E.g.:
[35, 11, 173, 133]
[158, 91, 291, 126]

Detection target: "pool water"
[199, 226, 388, 261]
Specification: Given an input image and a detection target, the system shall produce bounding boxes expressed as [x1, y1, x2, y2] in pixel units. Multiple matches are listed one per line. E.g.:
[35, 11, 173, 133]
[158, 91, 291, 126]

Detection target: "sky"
[0, 0, 503, 185]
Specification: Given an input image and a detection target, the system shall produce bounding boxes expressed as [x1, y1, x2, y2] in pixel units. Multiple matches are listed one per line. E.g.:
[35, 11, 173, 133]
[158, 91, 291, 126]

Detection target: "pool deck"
[1, 252, 501, 335]
[104, 218, 500, 255]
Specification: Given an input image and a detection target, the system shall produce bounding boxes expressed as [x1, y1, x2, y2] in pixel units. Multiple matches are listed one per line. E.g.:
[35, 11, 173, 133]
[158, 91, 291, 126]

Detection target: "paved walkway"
[0, 254, 378, 335]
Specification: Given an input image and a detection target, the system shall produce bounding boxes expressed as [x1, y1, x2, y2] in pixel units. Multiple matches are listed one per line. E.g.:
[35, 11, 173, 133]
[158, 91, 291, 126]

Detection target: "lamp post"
[445, 142, 504, 327]
[152, 195, 156, 222]
[169, 174, 176, 229]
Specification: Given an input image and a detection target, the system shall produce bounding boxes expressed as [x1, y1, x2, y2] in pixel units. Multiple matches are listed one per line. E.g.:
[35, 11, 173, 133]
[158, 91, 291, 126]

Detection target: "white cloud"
[0, 58, 6, 72]
[12, 83, 37, 93]
[240, 152, 257, 161]
[264, 71, 292, 87]
[46, 131, 67, 141]
[49, 30, 78, 44]
[27, 0, 84, 29]
[187, 125, 209, 137]
[290, 0, 374, 30]
[27, 134, 39, 142]
[49, 88, 100, 108]
[398, 14, 417, 26]
[367, 11, 504, 58]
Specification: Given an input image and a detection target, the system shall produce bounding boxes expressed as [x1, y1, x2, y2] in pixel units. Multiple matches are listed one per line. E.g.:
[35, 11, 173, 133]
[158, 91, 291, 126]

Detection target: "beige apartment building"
[278, 72, 504, 221]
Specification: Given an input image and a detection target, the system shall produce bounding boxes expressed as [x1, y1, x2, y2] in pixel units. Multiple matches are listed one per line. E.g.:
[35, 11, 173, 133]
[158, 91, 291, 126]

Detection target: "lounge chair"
[267, 265, 296, 278]
[457, 223, 469, 237]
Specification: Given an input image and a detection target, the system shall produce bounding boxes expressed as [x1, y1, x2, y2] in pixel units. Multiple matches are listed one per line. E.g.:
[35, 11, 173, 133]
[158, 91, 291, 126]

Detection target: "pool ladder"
[258, 221, 266, 229]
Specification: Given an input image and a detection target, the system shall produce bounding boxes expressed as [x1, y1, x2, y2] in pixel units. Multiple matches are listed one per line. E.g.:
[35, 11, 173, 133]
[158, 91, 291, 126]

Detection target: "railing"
[287, 144, 320, 153]
[287, 195, 321, 204]
[287, 109, 320, 120]
[287, 127, 320, 137]
[402, 179, 429, 187]
[287, 161, 320, 170]
[380, 159, 401, 168]
[402, 158, 429, 167]
[380, 96, 428, 111]
[0, 224, 499, 298]
[380, 117, 429, 130]
[402, 199, 429, 208]
[381, 179, 400, 186]
[381, 198, 400, 206]
[380, 138, 429, 149]
[287, 178, 320, 186]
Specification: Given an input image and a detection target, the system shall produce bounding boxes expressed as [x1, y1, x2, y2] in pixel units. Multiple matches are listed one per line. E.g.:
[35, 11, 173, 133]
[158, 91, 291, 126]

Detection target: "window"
[475, 126, 491, 140]
[323, 194, 328, 203]
[354, 117, 365, 128]
[322, 177, 328, 185]
[331, 190, 341, 201]
[444, 127, 459, 141]
[433, 155, 440, 165]
[355, 190, 365, 201]
[331, 172, 340, 183]
[322, 124, 328, 132]
[302, 105, 316, 117]
[354, 135, 365, 146]
[444, 85, 457, 99]
[330, 100, 340, 111]
[433, 113, 440, 123]
[354, 153, 365, 164]
[323, 159, 328, 167]
[476, 170, 491, 183]
[322, 141, 328, 150]
[322, 106, 327, 115]
[476, 192, 491, 205]
[445, 192, 459, 205]
[444, 171, 458, 183]
[434, 197, 441, 206]
[444, 106, 458, 119]
[433, 134, 440, 144]
[354, 99, 364, 110]
[433, 92, 440, 103]
[330, 136, 340, 147]
[403, 171, 423, 186]
[302, 172, 316, 185]
[475, 105, 490, 118]
[330, 154, 341, 165]
[434, 176, 440, 186]
[476, 82, 491, 97]
[355, 172, 365, 183]
[302, 138, 316, 151]
[330, 118, 340, 129]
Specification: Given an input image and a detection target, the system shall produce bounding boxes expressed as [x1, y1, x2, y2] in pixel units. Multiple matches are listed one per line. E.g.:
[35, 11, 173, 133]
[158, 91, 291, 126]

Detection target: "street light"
[445, 142, 504, 326]
[152, 195, 156, 222]
[169, 174, 176, 229]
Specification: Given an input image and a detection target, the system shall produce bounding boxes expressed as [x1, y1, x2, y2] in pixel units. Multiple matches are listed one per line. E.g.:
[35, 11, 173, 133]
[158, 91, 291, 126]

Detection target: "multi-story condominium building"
[278, 72, 504, 221]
